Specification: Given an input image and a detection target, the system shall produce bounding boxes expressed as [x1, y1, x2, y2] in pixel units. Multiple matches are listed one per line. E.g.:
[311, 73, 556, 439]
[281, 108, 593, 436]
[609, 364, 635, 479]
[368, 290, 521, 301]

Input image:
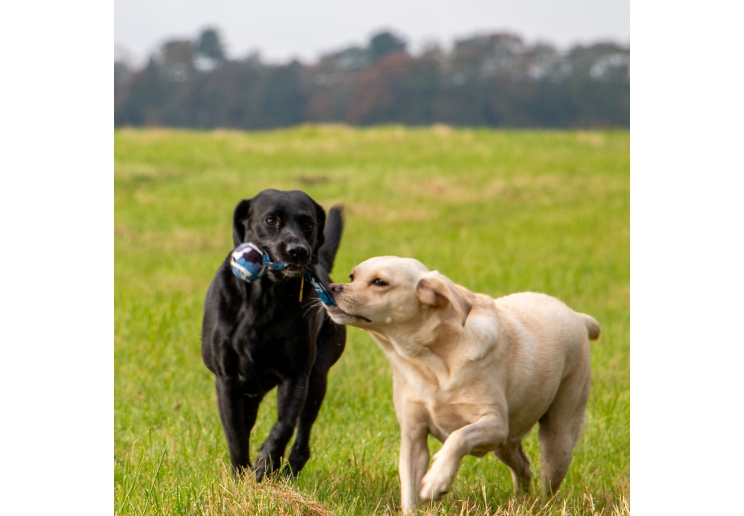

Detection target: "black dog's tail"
[319, 205, 344, 273]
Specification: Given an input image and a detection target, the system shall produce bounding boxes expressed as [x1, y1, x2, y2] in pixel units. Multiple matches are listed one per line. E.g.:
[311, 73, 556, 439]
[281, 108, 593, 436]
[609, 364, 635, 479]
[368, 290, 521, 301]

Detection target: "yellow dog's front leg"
[419, 415, 507, 503]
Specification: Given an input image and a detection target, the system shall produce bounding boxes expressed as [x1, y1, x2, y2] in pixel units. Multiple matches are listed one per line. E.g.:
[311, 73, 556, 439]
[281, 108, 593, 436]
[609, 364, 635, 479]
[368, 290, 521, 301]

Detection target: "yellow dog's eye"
[371, 278, 388, 287]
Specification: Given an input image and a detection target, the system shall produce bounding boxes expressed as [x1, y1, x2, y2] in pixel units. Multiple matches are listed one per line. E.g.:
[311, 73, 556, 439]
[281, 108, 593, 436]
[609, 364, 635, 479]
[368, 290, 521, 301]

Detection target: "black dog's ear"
[311, 199, 326, 265]
[232, 199, 251, 247]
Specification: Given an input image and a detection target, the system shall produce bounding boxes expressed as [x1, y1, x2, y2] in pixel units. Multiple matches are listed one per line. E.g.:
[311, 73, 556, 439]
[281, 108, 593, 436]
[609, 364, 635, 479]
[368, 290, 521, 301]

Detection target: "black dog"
[201, 189, 346, 480]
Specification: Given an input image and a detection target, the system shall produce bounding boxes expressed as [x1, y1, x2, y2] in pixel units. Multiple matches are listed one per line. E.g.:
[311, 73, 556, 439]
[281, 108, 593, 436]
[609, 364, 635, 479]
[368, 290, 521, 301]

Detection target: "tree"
[368, 31, 407, 62]
[347, 52, 412, 125]
[195, 28, 226, 61]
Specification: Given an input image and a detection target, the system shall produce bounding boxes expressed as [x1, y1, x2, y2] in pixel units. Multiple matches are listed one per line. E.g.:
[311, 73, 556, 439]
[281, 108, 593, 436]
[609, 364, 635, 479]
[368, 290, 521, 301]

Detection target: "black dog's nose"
[286, 243, 310, 262]
[329, 283, 344, 294]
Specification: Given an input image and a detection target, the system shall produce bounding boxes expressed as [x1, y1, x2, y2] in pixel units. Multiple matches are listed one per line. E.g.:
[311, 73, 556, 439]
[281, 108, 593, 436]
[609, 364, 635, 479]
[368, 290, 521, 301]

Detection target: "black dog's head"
[232, 189, 326, 278]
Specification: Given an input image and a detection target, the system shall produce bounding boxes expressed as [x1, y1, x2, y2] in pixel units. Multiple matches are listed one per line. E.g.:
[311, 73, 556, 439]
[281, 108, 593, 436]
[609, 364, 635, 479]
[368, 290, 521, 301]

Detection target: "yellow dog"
[326, 256, 599, 513]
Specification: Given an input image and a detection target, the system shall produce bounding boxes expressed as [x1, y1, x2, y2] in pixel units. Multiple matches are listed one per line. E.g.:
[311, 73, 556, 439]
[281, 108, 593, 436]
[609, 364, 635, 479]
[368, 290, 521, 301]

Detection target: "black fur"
[201, 189, 346, 480]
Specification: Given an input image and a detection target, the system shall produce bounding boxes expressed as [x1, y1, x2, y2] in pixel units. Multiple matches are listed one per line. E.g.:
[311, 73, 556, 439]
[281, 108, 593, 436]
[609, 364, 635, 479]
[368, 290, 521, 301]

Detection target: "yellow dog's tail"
[578, 313, 601, 341]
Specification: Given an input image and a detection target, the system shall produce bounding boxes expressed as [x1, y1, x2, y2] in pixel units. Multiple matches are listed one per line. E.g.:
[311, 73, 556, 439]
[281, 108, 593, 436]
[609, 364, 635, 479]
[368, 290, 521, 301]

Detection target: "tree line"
[115, 28, 629, 129]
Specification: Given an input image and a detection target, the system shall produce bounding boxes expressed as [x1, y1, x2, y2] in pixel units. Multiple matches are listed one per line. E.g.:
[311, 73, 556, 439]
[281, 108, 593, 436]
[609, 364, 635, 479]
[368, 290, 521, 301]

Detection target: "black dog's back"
[201, 190, 346, 480]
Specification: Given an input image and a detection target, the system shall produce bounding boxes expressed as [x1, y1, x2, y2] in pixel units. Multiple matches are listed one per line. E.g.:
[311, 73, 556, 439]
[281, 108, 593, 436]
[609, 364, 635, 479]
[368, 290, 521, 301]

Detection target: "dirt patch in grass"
[391, 173, 625, 206]
[197, 476, 334, 516]
[115, 225, 227, 254]
[432, 123, 453, 137]
[576, 132, 606, 147]
[115, 163, 183, 182]
[349, 203, 436, 223]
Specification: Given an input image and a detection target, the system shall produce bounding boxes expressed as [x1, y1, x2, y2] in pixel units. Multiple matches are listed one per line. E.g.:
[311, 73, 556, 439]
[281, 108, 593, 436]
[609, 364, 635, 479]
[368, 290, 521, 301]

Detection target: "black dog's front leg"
[253, 375, 309, 481]
[285, 321, 345, 476]
[216, 377, 262, 476]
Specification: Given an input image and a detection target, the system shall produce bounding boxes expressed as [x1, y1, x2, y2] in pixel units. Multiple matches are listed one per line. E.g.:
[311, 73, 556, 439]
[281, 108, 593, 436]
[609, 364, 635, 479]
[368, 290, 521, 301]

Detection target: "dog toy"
[230, 242, 336, 306]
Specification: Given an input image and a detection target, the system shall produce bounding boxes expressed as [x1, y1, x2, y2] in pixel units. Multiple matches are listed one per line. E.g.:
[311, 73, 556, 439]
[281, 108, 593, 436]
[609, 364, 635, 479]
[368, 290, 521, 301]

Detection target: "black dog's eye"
[371, 278, 388, 287]
[303, 221, 314, 230]
[266, 217, 278, 227]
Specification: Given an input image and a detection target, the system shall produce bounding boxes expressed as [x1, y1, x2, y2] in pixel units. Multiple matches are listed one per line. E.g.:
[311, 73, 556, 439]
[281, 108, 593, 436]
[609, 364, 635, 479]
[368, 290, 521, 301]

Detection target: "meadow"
[114, 125, 629, 515]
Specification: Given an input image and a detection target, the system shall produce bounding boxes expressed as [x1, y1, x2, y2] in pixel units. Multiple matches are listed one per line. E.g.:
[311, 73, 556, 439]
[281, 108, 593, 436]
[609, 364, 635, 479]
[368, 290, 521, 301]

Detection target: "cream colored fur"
[325, 256, 600, 513]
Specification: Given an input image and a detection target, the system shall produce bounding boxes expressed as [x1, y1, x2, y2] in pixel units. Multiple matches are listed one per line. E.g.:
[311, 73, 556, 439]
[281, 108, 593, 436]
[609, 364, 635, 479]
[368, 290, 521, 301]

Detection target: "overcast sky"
[115, 0, 629, 65]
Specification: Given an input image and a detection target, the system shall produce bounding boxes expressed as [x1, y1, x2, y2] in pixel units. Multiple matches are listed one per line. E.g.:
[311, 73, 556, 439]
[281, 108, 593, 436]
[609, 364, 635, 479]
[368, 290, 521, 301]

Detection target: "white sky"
[115, 0, 629, 65]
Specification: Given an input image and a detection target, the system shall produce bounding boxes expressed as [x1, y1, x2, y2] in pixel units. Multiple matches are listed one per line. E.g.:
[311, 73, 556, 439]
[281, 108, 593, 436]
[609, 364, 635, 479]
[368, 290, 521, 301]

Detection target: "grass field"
[114, 125, 629, 515]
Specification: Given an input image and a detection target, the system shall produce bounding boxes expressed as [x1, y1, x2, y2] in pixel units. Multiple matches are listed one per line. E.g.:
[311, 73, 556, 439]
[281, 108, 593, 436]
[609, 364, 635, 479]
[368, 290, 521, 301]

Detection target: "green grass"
[114, 125, 629, 515]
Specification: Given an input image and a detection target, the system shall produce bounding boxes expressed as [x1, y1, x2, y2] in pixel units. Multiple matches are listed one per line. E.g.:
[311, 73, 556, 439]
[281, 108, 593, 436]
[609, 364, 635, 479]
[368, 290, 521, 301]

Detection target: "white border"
[0, 0, 112, 512]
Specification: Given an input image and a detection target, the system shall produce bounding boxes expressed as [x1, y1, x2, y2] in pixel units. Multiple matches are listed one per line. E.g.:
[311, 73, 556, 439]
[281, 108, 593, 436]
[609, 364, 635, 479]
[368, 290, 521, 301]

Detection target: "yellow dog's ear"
[416, 272, 473, 326]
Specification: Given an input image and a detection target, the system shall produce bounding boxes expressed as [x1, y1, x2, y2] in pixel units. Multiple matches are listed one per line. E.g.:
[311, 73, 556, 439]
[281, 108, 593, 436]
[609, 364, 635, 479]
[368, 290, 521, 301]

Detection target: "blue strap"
[303, 268, 337, 306]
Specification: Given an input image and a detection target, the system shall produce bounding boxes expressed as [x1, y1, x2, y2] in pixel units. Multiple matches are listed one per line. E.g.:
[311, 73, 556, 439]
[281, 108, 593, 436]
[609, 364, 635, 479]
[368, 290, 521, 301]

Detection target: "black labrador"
[201, 189, 346, 480]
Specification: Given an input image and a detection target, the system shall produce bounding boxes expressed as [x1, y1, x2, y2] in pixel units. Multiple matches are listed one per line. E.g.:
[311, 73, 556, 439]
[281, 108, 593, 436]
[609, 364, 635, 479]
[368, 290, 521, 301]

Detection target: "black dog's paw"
[279, 462, 303, 479]
[253, 453, 282, 482]
[252, 460, 269, 482]
[231, 462, 252, 480]
[283, 447, 309, 478]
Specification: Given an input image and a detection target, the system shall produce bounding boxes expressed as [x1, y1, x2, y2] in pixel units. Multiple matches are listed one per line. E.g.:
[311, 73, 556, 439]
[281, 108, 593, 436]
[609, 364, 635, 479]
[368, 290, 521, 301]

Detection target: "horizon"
[115, 25, 630, 68]
[115, 0, 629, 67]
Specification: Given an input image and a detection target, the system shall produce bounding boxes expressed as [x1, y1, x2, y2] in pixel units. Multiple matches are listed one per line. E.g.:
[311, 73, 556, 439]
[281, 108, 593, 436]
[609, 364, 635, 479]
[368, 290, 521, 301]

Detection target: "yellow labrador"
[325, 256, 600, 513]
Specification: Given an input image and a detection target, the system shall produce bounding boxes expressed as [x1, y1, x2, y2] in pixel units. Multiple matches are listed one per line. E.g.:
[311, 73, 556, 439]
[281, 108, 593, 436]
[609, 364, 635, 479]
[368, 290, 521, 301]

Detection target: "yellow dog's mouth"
[326, 305, 372, 323]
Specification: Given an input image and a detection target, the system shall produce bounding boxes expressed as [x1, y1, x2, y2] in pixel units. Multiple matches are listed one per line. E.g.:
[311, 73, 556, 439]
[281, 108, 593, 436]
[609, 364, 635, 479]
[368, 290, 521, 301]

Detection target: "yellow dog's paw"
[419, 470, 449, 502]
